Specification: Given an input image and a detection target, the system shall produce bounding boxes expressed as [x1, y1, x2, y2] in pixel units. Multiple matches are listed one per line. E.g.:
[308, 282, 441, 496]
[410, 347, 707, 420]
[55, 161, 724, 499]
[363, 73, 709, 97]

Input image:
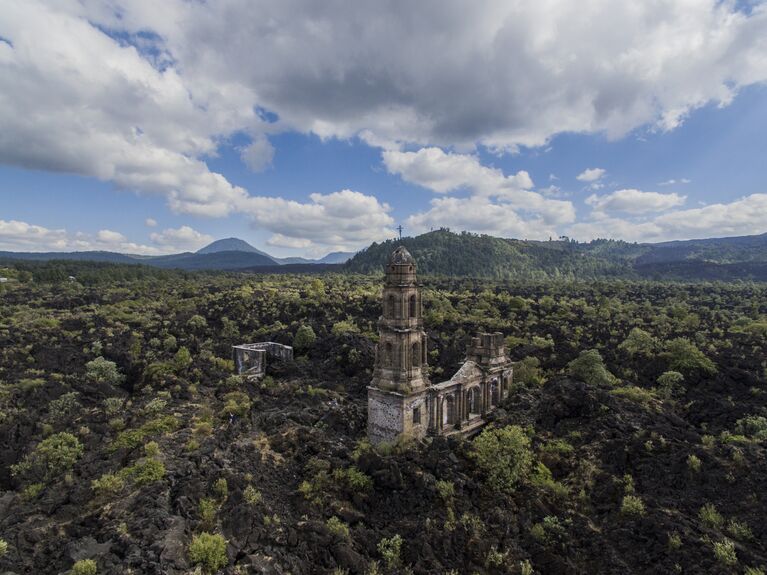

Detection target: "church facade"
[367, 246, 514, 444]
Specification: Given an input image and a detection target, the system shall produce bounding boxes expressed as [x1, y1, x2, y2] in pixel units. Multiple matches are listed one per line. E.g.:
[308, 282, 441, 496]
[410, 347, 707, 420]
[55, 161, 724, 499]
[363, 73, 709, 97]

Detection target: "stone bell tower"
[368, 246, 430, 444]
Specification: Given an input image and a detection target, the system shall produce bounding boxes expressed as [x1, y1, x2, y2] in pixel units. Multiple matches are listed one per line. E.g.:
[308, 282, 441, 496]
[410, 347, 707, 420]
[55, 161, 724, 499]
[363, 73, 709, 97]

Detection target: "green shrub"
[727, 520, 753, 540]
[326, 516, 350, 539]
[221, 392, 251, 417]
[618, 328, 658, 357]
[744, 567, 765, 575]
[610, 385, 655, 406]
[213, 478, 228, 501]
[712, 538, 737, 566]
[735, 415, 767, 440]
[333, 466, 373, 492]
[662, 338, 716, 376]
[70, 559, 97, 575]
[86, 357, 125, 386]
[435, 479, 455, 502]
[243, 485, 262, 505]
[377, 534, 402, 569]
[657, 371, 684, 398]
[188, 532, 228, 574]
[620, 495, 646, 516]
[472, 425, 533, 493]
[199, 498, 218, 529]
[11, 432, 84, 482]
[103, 397, 123, 416]
[293, 325, 317, 351]
[331, 319, 359, 336]
[687, 454, 702, 472]
[668, 532, 682, 550]
[514, 356, 544, 386]
[566, 349, 618, 386]
[91, 473, 125, 495]
[699, 503, 724, 528]
[0, 539, 7, 557]
[120, 458, 166, 486]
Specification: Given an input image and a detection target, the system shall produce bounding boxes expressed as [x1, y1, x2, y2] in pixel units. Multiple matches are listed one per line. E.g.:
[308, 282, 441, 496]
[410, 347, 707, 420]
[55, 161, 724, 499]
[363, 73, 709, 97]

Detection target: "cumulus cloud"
[240, 135, 275, 172]
[240, 189, 396, 251]
[71, 0, 767, 150]
[149, 225, 213, 252]
[0, 219, 69, 252]
[576, 168, 606, 182]
[586, 189, 687, 215]
[145, 218, 158, 227]
[0, 219, 160, 254]
[0, 2, 255, 219]
[2, 1, 767, 250]
[406, 197, 558, 240]
[0, 219, 218, 255]
[383, 147, 575, 225]
[568, 193, 767, 242]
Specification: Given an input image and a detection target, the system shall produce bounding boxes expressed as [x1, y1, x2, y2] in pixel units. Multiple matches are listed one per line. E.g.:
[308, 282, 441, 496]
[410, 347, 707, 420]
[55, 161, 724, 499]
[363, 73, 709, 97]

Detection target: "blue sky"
[1, 1, 766, 257]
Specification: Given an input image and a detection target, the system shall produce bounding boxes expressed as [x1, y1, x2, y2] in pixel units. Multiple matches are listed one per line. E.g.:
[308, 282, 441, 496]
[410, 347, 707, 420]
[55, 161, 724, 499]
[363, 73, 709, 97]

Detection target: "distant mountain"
[5, 231, 767, 279]
[196, 238, 278, 262]
[344, 229, 767, 281]
[318, 251, 354, 264]
[0, 238, 351, 271]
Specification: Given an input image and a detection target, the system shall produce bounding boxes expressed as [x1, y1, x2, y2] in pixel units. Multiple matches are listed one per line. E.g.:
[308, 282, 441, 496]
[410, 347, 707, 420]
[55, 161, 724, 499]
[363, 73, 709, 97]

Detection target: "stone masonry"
[367, 246, 513, 444]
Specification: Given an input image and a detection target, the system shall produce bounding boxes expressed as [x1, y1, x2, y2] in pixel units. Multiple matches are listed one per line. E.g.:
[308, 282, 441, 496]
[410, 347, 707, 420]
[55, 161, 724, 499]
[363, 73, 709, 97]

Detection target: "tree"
[86, 357, 125, 386]
[472, 425, 533, 493]
[662, 338, 716, 376]
[566, 349, 618, 386]
[618, 328, 658, 357]
[292, 325, 317, 352]
[11, 432, 84, 483]
[173, 346, 193, 371]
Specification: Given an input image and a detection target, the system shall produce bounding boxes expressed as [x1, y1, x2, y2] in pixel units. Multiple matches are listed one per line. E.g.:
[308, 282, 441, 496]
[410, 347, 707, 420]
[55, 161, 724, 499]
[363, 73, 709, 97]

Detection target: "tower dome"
[388, 246, 416, 266]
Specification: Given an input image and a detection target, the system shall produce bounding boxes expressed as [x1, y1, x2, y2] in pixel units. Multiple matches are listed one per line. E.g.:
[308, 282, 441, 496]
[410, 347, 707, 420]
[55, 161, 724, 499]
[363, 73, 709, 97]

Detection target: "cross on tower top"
[396, 224, 403, 239]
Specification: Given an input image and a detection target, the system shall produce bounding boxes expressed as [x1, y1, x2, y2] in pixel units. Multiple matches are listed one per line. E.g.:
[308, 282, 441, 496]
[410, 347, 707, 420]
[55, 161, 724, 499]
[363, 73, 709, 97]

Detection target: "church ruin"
[367, 246, 514, 444]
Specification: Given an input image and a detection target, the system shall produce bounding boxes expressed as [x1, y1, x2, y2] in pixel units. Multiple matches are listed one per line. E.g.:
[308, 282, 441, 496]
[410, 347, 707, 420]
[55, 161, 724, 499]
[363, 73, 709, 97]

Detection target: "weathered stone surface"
[367, 246, 514, 444]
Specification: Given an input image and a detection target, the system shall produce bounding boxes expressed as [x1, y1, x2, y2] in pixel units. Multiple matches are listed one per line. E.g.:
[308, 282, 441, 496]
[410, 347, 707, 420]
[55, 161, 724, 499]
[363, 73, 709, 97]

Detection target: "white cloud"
[0, 219, 69, 251]
[266, 234, 313, 249]
[576, 168, 606, 182]
[383, 147, 575, 225]
[658, 178, 692, 186]
[569, 193, 767, 242]
[241, 189, 396, 251]
[240, 135, 275, 172]
[0, 219, 218, 255]
[585, 189, 687, 215]
[96, 229, 127, 243]
[149, 225, 213, 252]
[406, 197, 558, 240]
[69, 0, 767, 150]
[2, 2, 767, 251]
[145, 218, 158, 227]
[0, 219, 161, 254]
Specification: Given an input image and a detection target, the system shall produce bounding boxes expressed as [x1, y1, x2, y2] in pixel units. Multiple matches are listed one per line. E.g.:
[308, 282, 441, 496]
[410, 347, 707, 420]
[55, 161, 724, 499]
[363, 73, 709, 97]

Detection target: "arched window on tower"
[387, 294, 395, 317]
[409, 294, 416, 318]
[412, 342, 420, 367]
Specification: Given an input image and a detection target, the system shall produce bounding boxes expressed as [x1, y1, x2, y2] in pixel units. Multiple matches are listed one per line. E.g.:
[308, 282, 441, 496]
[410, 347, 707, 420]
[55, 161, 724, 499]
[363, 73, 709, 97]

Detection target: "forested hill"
[344, 229, 767, 280]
